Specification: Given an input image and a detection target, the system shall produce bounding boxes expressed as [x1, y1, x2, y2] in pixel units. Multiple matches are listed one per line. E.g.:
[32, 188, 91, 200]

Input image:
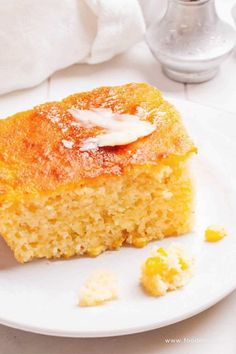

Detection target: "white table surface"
[1, 0, 236, 352]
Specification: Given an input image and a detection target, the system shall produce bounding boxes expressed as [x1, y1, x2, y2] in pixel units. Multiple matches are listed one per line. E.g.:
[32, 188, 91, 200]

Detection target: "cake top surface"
[0, 83, 196, 200]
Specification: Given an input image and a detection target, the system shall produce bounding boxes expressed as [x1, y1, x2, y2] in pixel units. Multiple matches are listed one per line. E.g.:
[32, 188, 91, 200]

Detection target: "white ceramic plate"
[0, 99, 235, 337]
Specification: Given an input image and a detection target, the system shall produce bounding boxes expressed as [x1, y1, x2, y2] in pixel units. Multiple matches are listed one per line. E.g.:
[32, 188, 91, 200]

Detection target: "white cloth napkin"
[0, 0, 145, 94]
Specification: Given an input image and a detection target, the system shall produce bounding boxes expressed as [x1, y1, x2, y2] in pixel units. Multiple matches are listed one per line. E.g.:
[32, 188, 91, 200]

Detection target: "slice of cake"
[0, 83, 196, 263]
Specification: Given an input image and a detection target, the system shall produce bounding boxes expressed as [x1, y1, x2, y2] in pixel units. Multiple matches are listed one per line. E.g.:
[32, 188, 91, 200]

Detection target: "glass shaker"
[146, 0, 236, 83]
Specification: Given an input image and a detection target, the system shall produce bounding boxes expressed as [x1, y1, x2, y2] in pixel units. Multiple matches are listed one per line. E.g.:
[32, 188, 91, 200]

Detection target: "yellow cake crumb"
[140, 243, 194, 296]
[78, 270, 118, 307]
[205, 225, 227, 242]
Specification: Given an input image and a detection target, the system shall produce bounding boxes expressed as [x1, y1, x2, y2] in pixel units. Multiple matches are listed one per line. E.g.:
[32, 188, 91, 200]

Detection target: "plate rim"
[0, 284, 235, 337]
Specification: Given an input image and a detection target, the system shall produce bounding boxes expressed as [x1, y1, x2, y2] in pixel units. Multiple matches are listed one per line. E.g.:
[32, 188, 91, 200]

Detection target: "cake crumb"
[78, 270, 118, 307]
[161, 190, 173, 200]
[157, 111, 166, 116]
[140, 243, 194, 297]
[205, 225, 227, 242]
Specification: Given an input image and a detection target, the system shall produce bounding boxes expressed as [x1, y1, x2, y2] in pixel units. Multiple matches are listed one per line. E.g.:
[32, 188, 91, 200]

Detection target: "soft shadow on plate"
[0, 237, 19, 269]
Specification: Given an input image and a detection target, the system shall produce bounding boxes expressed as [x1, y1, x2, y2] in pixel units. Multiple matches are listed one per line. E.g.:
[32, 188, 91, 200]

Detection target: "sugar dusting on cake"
[68, 108, 156, 151]
[62, 139, 74, 149]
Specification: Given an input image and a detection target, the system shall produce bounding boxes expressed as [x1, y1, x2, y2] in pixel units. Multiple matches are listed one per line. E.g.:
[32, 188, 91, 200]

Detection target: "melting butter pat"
[78, 270, 118, 307]
[140, 243, 194, 297]
[68, 108, 156, 150]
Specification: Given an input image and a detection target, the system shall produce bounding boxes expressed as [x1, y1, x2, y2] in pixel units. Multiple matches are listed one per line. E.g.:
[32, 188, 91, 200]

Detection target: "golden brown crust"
[0, 83, 196, 201]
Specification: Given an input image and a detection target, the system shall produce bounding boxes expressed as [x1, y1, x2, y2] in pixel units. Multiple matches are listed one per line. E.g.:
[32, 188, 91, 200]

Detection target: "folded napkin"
[0, 0, 145, 94]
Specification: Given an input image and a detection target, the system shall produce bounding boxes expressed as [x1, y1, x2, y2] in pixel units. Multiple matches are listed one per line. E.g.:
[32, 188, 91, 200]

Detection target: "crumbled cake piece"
[140, 243, 194, 296]
[205, 225, 227, 242]
[78, 270, 118, 307]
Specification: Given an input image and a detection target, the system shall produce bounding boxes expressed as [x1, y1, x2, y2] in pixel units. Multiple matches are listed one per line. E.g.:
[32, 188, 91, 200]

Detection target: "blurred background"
[0, 0, 235, 95]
